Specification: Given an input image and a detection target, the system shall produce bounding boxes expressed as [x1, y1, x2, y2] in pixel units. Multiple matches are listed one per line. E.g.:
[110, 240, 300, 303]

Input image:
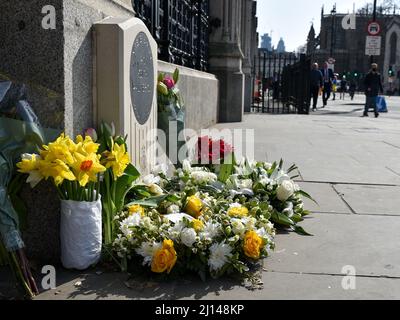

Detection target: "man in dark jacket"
[310, 63, 323, 111]
[320, 62, 335, 107]
[363, 63, 384, 118]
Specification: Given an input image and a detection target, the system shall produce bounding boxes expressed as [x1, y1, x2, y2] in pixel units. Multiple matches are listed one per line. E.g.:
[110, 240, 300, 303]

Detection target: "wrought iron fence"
[253, 51, 311, 114]
[133, 0, 210, 72]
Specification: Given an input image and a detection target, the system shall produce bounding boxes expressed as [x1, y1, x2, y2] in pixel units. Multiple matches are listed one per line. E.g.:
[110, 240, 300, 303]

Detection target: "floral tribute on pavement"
[112, 136, 313, 280]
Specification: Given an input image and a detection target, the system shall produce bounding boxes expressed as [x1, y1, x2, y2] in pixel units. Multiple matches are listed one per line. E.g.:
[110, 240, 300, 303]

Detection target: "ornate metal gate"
[253, 52, 311, 114]
[133, 0, 210, 71]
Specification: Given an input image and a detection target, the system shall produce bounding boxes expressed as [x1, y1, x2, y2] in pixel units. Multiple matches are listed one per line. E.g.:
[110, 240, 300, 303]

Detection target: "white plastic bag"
[60, 197, 102, 270]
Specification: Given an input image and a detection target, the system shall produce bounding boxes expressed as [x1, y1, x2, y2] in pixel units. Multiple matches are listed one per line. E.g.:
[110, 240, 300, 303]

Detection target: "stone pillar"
[241, 0, 257, 113]
[209, 0, 245, 123]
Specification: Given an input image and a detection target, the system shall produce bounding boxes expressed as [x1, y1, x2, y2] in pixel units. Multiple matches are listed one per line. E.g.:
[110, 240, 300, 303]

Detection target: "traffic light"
[389, 66, 394, 77]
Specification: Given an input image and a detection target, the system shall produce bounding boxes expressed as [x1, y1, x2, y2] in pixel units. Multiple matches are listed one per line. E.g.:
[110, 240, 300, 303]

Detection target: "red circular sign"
[367, 21, 381, 36]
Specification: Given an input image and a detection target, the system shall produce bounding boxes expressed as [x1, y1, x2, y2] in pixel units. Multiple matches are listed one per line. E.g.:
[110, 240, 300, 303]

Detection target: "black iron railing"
[133, 0, 210, 71]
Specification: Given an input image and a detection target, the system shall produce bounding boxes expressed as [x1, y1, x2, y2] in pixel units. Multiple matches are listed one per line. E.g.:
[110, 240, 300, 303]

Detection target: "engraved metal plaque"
[130, 31, 154, 125]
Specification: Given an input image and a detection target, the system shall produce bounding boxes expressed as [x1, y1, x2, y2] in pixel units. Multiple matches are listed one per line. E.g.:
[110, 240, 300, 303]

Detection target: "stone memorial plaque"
[130, 31, 154, 125]
[95, 17, 157, 174]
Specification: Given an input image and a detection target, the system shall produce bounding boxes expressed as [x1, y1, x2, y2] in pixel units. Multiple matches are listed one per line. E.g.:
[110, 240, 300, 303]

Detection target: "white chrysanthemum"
[190, 171, 218, 184]
[168, 221, 186, 240]
[231, 219, 246, 236]
[200, 221, 221, 241]
[181, 228, 197, 248]
[167, 205, 180, 214]
[276, 180, 296, 201]
[208, 242, 233, 272]
[136, 241, 162, 266]
[120, 213, 141, 237]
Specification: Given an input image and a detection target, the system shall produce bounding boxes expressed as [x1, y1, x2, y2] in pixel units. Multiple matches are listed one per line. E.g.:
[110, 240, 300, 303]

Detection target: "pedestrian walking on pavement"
[332, 75, 338, 101]
[363, 63, 384, 118]
[339, 75, 348, 100]
[320, 62, 335, 108]
[310, 63, 323, 112]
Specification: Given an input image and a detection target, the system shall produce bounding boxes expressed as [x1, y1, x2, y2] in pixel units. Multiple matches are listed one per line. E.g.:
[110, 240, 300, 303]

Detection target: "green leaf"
[292, 225, 313, 236]
[297, 190, 318, 205]
[114, 164, 141, 212]
[271, 211, 295, 227]
[291, 213, 304, 223]
[126, 195, 168, 208]
[218, 153, 236, 183]
[158, 72, 165, 82]
[173, 68, 180, 84]
[157, 82, 168, 95]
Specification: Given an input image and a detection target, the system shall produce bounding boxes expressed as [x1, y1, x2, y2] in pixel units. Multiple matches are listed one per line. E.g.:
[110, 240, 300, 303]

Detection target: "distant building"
[276, 38, 286, 53]
[307, 6, 400, 91]
[261, 33, 272, 51]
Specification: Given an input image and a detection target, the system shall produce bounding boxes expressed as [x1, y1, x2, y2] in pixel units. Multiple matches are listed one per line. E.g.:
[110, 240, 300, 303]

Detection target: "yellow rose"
[192, 219, 204, 232]
[128, 204, 145, 216]
[185, 196, 203, 218]
[227, 205, 249, 218]
[243, 230, 263, 259]
[151, 240, 177, 274]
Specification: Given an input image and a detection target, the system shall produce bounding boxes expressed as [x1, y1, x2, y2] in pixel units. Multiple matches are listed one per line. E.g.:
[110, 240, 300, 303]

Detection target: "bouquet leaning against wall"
[157, 68, 186, 165]
[17, 133, 106, 270]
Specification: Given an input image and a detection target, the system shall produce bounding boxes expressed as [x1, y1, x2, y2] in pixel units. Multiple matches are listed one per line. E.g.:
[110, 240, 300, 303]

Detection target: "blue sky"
[257, 0, 368, 51]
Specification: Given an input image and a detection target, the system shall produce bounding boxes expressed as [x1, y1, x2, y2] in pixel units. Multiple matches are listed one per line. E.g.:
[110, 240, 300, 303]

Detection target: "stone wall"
[0, 0, 135, 263]
[158, 61, 219, 132]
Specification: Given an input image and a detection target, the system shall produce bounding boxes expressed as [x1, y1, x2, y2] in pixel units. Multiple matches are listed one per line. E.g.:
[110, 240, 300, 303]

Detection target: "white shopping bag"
[60, 197, 102, 270]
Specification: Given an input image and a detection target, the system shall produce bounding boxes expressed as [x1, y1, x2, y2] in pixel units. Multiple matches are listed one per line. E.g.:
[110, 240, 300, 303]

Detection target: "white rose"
[231, 219, 246, 236]
[276, 180, 296, 201]
[149, 184, 164, 195]
[181, 228, 197, 248]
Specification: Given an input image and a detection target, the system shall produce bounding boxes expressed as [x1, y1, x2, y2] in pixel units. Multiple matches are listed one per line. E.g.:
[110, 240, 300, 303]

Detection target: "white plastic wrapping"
[60, 197, 102, 270]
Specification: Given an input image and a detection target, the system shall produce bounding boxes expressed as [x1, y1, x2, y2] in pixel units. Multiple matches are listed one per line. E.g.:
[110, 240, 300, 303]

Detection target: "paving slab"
[334, 184, 400, 216]
[177, 272, 400, 300]
[297, 182, 351, 214]
[267, 214, 400, 278]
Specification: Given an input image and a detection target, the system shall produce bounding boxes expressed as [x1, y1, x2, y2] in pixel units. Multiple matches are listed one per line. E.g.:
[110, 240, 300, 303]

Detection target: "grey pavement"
[33, 95, 400, 300]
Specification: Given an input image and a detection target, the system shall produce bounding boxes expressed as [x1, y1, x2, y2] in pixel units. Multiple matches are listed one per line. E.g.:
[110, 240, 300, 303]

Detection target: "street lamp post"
[370, 0, 378, 64]
[330, 5, 337, 58]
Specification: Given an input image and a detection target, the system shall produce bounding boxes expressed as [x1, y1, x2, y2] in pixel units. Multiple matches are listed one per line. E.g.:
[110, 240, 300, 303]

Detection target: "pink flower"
[84, 128, 98, 142]
[163, 77, 175, 90]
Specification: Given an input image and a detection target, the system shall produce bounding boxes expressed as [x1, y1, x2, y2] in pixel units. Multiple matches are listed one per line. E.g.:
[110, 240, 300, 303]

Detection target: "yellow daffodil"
[128, 204, 145, 216]
[72, 153, 106, 187]
[39, 159, 76, 186]
[75, 135, 100, 155]
[102, 143, 130, 179]
[40, 133, 76, 166]
[16, 154, 44, 188]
